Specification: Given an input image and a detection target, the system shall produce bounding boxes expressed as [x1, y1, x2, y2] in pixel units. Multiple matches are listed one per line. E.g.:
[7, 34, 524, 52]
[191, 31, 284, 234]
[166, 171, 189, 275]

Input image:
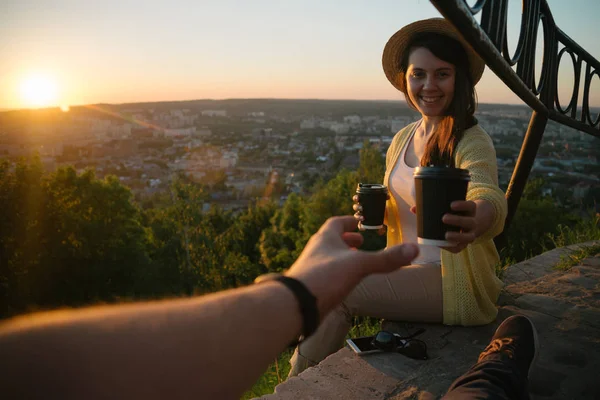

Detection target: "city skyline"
[2, 0, 600, 110]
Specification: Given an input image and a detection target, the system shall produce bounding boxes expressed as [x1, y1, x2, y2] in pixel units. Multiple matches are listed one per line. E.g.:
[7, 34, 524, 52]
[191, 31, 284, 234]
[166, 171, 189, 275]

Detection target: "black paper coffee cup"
[356, 183, 388, 230]
[414, 167, 470, 246]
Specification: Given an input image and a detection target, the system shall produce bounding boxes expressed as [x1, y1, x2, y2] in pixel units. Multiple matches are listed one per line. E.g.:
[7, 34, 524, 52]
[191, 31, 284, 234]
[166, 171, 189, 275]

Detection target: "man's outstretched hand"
[286, 216, 419, 319]
[0, 216, 417, 400]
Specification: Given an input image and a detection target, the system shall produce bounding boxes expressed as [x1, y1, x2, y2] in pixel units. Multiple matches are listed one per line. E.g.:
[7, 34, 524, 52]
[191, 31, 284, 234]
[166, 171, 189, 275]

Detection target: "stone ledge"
[503, 240, 600, 285]
[258, 244, 600, 399]
[258, 348, 400, 399]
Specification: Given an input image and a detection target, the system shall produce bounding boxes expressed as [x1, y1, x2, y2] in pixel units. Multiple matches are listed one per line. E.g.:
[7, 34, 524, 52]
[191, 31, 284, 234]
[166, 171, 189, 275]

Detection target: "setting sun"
[19, 74, 58, 108]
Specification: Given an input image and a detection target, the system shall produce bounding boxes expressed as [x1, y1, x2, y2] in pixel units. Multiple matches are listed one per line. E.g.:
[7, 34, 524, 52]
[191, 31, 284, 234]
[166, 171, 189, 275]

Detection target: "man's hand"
[286, 216, 419, 319]
[0, 215, 418, 400]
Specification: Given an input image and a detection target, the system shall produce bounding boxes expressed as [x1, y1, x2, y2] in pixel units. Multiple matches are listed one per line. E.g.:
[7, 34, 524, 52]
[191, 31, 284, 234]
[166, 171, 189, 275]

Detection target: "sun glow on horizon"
[19, 73, 59, 108]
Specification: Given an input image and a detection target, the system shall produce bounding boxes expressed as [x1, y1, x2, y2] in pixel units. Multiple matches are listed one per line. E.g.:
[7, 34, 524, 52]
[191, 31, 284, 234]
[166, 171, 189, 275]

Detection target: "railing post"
[504, 110, 549, 231]
[431, 0, 600, 249]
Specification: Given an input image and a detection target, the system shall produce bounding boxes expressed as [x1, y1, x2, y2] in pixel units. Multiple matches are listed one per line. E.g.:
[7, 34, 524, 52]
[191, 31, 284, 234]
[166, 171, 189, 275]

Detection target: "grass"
[347, 316, 382, 338]
[242, 349, 293, 399]
[498, 212, 600, 275]
[554, 243, 600, 271]
[242, 316, 382, 399]
[546, 213, 600, 249]
[495, 252, 516, 279]
[547, 213, 600, 271]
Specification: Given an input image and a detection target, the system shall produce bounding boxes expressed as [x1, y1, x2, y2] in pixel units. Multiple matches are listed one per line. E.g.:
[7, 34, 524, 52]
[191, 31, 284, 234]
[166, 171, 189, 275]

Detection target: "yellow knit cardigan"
[383, 122, 507, 326]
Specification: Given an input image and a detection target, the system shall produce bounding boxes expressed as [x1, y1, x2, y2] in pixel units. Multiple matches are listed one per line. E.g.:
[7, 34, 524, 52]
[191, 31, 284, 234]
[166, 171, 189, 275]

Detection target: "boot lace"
[478, 338, 515, 362]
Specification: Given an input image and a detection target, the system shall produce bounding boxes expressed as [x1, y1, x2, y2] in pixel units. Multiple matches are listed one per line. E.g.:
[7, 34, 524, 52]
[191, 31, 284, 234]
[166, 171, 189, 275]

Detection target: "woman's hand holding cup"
[352, 194, 364, 222]
[440, 200, 477, 253]
[413, 166, 471, 249]
[352, 186, 389, 235]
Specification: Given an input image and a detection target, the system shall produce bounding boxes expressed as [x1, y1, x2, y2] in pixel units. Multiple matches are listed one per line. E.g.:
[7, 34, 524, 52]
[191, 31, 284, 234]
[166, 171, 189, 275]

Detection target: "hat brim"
[382, 18, 485, 93]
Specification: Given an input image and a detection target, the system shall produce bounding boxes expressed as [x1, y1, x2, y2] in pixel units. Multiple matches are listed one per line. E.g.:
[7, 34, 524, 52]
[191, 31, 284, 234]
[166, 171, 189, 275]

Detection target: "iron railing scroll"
[429, 0, 600, 239]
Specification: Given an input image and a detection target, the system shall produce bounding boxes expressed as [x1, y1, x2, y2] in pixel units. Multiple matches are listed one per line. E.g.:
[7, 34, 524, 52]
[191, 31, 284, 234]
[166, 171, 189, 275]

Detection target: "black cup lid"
[413, 166, 471, 181]
[356, 183, 388, 193]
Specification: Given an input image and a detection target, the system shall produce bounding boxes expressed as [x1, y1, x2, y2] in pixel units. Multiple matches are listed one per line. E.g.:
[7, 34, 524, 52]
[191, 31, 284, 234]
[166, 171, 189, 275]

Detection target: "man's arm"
[0, 216, 418, 399]
[0, 283, 302, 399]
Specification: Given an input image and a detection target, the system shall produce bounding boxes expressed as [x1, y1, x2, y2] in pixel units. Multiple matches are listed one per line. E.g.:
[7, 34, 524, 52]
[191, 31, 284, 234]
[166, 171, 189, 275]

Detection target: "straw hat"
[382, 18, 485, 93]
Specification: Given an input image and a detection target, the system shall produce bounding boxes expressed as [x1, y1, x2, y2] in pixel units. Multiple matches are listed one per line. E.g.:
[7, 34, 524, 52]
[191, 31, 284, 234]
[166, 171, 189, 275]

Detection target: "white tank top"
[389, 122, 441, 264]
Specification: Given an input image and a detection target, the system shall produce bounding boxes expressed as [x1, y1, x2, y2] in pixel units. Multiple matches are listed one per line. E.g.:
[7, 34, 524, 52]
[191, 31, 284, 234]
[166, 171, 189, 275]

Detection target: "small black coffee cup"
[414, 167, 470, 246]
[356, 183, 388, 230]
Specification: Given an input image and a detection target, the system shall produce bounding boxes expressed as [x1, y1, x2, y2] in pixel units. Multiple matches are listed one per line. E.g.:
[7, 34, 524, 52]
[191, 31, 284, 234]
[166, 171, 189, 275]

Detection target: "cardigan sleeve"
[455, 125, 508, 243]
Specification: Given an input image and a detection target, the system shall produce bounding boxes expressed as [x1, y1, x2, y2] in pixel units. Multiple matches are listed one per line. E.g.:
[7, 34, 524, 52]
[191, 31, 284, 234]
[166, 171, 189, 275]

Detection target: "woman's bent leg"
[346, 262, 443, 322]
[289, 263, 443, 377]
[288, 303, 353, 377]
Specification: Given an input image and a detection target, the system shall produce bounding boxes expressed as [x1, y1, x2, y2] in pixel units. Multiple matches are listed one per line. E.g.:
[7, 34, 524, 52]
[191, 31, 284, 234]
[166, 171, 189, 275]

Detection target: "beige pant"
[289, 263, 443, 377]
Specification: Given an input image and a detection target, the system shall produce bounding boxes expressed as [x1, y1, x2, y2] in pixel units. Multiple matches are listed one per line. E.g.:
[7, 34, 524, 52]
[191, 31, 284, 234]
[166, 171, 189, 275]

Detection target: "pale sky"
[2, 0, 600, 109]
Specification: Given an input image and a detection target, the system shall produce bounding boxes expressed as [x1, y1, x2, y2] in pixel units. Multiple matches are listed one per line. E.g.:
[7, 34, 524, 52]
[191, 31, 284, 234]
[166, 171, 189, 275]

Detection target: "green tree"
[40, 167, 150, 305]
[144, 207, 189, 295]
[259, 194, 305, 272]
[301, 169, 358, 238]
[146, 184, 276, 293]
[211, 170, 228, 190]
[215, 201, 277, 286]
[0, 157, 46, 315]
[166, 178, 214, 293]
[503, 177, 580, 261]
[357, 140, 385, 184]
[227, 201, 277, 264]
[0, 159, 151, 317]
[582, 185, 600, 211]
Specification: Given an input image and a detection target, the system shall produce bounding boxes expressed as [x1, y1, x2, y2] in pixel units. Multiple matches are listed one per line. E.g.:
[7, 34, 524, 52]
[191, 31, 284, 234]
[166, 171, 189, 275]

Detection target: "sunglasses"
[371, 328, 428, 360]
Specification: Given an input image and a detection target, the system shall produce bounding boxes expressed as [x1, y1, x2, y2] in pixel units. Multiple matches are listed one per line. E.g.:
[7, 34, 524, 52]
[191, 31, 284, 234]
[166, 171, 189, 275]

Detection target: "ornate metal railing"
[430, 0, 600, 236]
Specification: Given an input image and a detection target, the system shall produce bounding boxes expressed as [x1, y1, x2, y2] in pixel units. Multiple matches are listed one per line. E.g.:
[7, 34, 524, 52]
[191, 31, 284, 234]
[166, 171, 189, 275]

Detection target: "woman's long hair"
[397, 32, 478, 167]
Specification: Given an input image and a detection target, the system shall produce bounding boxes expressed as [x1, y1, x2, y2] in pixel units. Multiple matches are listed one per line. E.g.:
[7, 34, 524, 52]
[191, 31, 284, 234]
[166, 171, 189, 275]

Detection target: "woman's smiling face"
[405, 47, 456, 118]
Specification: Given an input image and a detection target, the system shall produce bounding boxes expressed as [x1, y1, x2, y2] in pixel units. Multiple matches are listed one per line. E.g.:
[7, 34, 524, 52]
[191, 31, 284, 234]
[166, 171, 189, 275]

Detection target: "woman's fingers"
[409, 206, 416, 215]
[440, 201, 478, 247]
[442, 213, 476, 231]
[352, 194, 364, 221]
[445, 230, 476, 244]
[450, 200, 476, 215]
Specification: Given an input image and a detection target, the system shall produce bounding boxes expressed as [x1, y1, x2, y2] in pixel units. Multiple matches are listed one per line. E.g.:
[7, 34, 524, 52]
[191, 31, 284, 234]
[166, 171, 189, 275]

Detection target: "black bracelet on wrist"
[255, 273, 319, 345]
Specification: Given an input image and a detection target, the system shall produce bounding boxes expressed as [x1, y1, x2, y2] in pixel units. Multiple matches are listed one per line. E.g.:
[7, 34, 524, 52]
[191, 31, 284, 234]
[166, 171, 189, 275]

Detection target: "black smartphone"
[346, 335, 382, 355]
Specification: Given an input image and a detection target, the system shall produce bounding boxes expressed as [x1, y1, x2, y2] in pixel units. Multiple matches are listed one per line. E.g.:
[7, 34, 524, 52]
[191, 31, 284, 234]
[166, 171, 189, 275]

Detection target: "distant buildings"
[1, 100, 596, 212]
[329, 122, 349, 134]
[300, 118, 318, 129]
[108, 139, 138, 157]
[196, 128, 212, 137]
[391, 117, 411, 133]
[343, 115, 361, 125]
[164, 127, 197, 137]
[131, 127, 155, 139]
[201, 110, 227, 117]
[220, 151, 238, 168]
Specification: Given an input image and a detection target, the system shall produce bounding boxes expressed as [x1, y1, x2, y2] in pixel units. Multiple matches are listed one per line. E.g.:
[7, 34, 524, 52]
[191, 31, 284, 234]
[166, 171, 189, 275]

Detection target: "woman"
[289, 18, 507, 376]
